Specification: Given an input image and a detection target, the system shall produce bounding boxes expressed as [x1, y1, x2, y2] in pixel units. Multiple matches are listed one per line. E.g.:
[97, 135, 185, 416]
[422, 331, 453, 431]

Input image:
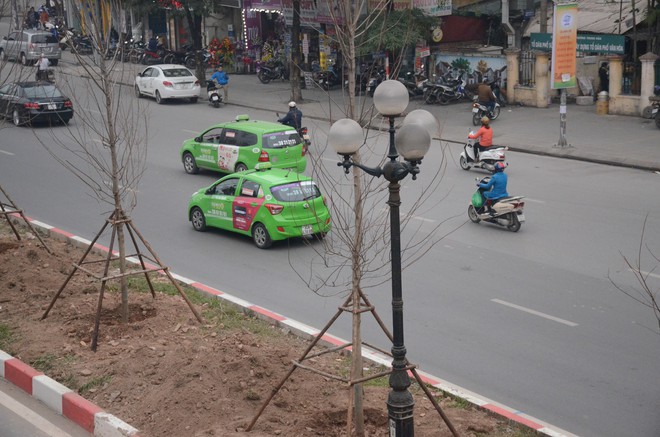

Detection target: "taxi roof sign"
[235, 114, 250, 122]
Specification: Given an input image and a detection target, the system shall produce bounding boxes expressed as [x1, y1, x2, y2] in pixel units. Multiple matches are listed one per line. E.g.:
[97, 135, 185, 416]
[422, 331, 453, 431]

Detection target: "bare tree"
[36, 0, 201, 350]
[610, 215, 660, 334]
[251, 2, 461, 436]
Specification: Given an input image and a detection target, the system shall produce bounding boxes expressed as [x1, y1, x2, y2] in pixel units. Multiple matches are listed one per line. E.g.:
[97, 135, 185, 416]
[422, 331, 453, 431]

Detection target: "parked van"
[0, 29, 61, 66]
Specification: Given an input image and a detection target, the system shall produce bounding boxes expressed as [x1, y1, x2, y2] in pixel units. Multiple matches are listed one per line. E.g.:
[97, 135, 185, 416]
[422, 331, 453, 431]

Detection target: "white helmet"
[288, 101, 296, 108]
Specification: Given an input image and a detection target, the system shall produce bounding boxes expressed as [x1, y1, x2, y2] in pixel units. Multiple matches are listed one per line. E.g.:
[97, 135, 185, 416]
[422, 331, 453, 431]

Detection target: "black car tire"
[135, 85, 142, 98]
[235, 163, 248, 172]
[190, 96, 198, 104]
[12, 109, 23, 127]
[155, 91, 163, 104]
[182, 152, 199, 174]
[190, 207, 207, 232]
[252, 223, 272, 249]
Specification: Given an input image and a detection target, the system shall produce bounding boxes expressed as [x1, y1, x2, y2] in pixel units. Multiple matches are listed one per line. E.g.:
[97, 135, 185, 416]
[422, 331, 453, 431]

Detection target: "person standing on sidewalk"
[210, 65, 229, 102]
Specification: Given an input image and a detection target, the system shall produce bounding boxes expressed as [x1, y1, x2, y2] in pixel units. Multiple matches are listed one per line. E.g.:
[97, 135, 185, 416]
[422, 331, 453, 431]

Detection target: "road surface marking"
[380, 208, 436, 223]
[522, 197, 544, 203]
[0, 149, 15, 156]
[0, 390, 74, 437]
[491, 299, 578, 327]
[182, 129, 199, 135]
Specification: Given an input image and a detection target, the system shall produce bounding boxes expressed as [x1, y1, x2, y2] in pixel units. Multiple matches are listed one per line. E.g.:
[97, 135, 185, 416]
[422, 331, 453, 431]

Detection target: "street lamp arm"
[337, 155, 384, 178]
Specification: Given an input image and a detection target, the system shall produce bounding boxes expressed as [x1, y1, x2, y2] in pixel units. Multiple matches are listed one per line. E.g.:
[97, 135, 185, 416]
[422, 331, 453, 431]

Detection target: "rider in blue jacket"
[278, 101, 302, 131]
[479, 162, 508, 214]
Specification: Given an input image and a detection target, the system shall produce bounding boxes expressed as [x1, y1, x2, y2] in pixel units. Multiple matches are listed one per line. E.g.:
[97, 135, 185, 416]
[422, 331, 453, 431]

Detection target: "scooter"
[468, 175, 525, 232]
[459, 133, 507, 172]
[35, 68, 55, 83]
[650, 94, 660, 129]
[206, 81, 223, 108]
[472, 99, 501, 126]
[258, 60, 288, 84]
[398, 71, 427, 98]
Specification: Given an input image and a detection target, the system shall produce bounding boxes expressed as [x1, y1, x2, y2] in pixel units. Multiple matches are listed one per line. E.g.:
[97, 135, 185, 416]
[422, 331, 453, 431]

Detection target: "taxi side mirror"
[194, 136, 202, 142]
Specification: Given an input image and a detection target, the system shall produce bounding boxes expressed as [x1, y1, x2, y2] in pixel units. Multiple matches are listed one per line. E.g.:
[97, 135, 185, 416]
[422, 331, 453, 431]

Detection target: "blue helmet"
[495, 162, 506, 172]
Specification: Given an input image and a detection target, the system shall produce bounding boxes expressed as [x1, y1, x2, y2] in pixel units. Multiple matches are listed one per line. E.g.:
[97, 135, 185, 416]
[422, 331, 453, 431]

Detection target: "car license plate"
[47, 103, 57, 110]
[302, 225, 313, 236]
[472, 107, 479, 113]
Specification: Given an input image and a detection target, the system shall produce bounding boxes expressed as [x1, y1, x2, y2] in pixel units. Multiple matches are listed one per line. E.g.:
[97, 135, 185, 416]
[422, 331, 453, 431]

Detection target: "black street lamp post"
[328, 80, 439, 437]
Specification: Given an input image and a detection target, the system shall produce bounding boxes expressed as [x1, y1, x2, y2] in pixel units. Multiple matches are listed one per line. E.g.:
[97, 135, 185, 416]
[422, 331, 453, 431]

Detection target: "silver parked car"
[0, 29, 61, 66]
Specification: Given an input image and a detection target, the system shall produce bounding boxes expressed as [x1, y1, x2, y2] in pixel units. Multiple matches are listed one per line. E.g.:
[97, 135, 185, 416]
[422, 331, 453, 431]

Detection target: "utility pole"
[540, 0, 548, 33]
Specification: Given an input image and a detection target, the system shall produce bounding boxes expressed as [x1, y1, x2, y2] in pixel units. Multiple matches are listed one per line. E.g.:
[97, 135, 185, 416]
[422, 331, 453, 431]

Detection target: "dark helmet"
[495, 162, 506, 172]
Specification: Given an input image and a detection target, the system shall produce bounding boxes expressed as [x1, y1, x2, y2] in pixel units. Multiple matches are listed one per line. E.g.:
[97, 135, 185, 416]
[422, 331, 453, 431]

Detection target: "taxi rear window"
[270, 181, 320, 202]
[262, 131, 302, 149]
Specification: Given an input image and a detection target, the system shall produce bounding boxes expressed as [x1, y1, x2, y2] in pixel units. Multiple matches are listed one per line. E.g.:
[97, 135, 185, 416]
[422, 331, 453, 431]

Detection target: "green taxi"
[180, 115, 307, 175]
[188, 164, 331, 249]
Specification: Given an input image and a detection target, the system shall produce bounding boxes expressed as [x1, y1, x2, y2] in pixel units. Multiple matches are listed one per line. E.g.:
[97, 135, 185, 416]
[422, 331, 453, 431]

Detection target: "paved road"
[2, 29, 660, 437]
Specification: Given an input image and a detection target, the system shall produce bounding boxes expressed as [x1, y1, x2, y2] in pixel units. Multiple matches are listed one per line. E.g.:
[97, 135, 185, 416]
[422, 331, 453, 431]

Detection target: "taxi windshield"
[270, 181, 320, 202]
[262, 131, 302, 149]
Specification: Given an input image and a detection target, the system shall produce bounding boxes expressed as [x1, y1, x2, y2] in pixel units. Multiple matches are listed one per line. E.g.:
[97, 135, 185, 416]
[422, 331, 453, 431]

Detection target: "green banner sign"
[531, 33, 625, 54]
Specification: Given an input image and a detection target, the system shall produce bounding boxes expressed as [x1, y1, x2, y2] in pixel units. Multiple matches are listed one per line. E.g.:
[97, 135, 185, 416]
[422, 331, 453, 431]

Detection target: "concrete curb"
[1, 212, 579, 437]
[0, 350, 140, 437]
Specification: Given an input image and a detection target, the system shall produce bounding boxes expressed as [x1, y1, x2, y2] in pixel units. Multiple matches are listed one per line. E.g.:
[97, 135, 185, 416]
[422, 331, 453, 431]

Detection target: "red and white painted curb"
[0, 350, 140, 437]
[2, 213, 577, 437]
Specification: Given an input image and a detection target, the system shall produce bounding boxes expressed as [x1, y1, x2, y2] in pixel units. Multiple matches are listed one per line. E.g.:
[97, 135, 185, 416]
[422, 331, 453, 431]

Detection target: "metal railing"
[518, 50, 535, 87]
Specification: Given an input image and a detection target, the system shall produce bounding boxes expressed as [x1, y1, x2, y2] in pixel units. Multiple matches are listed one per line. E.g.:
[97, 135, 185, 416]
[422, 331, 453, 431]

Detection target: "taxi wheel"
[190, 207, 207, 232]
[252, 223, 272, 249]
[182, 153, 199, 174]
[235, 163, 248, 172]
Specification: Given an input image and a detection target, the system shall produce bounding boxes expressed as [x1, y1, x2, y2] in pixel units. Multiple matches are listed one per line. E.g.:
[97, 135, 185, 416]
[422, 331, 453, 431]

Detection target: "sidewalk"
[55, 49, 660, 172]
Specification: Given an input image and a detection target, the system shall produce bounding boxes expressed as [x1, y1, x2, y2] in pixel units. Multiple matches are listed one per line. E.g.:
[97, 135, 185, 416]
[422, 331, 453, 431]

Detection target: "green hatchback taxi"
[188, 164, 331, 249]
[180, 114, 307, 175]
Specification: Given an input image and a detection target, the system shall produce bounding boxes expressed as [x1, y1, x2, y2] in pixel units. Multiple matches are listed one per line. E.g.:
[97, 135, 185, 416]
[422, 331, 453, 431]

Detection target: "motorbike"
[35, 68, 55, 83]
[468, 175, 525, 232]
[459, 132, 507, 172]
[184, 47, 211, 69]
[650, 89, 660, 129]
[70, 31, 93, 54]
[258, 60, 288, 84]
[206, 81, 223, 108]
[365, 68, 385, 97]
[472, 99, 501, 126]
[162, 44, 191, 65]
[424, 73, 472, 105]
[490, 81, 507, 107]
[316, 66, 343, 90]
[139, 46, 166, 65]
[398, 71, 427, 98]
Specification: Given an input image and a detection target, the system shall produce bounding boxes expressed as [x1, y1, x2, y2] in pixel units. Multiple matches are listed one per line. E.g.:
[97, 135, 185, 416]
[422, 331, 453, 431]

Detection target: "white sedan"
[134, 64, 201, 104]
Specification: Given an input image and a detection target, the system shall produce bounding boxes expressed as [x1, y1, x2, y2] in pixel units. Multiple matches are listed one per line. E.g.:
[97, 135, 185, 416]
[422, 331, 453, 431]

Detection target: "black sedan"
[0, 82, 74, 127]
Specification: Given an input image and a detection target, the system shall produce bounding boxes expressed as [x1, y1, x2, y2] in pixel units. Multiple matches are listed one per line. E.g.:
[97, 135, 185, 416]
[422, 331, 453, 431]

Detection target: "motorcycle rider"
[468, 116, 493, 161]
[477, 78, 497, 117]
[209, 64, 229, 101]
[278, 101, 302, 131]
[479, 162, 508, 215]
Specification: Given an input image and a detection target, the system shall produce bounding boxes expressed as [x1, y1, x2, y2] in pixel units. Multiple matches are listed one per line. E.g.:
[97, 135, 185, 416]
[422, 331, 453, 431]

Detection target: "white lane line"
[491, 299, 579, 327]
[631, 269, 660, 280]
[182, 129, 199, 135]
[0, 149, 15, 156]
[0, 390, 74, 437]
